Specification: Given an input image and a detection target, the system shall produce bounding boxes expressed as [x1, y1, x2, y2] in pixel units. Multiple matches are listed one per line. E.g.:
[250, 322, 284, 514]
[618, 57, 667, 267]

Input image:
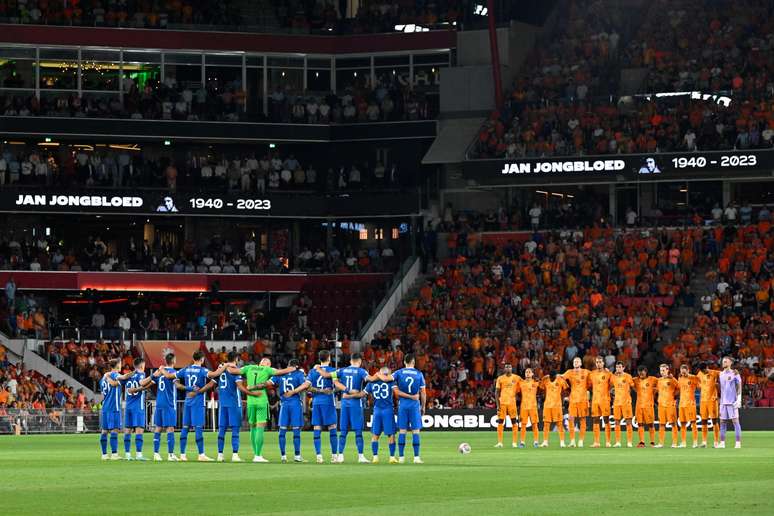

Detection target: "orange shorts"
[519, 408, 539, 427]
[613, 404, 633, 420]
[635, 405, 655, 424]
[700, 401, 719, 420]
[679, 405, 696, 423]
[591, 400, 611, 417]
[568, 401, 589, 417]
[542, 407, 563, 423]
[497, 404, 517, 421]
[658, 405, 676, 424]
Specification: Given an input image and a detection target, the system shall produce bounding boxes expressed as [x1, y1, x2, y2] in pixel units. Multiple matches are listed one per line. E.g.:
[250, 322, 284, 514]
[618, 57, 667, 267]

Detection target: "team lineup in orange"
[494, 356, 728, 449]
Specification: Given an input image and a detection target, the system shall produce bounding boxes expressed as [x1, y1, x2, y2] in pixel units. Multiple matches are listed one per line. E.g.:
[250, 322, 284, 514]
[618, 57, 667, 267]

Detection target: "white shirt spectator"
[118, 315, 131, 331]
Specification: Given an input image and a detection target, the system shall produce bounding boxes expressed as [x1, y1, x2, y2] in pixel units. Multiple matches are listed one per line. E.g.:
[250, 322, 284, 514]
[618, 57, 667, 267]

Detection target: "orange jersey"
[633, 376, 658, 408]
[541, 376, 568, 409]
[563, 368, 590, 403]
[518, 378, 540, 410]
[657, 376, 679, 407]
[697, 369, 720, 402]
[588, 369, 613, 403]
[495, 374, 520, 404]
[611, 372, 635, 406]
[678, 374, 699, 407]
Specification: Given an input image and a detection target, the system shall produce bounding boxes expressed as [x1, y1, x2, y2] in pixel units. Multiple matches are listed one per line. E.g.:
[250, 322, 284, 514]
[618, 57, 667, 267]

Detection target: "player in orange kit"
[518, 367, 540, 448]
[588, 356, 613, 447]
[677, 364, 700, 448]
[539, 371, 568, 448]
[494, 364, 520, 448]
[633, 365, 658, 447]
[611, 362, 635, 447]
[562, 357, 590, 447]
[697, 362, 720, 448]
[656, 364, 679, 448]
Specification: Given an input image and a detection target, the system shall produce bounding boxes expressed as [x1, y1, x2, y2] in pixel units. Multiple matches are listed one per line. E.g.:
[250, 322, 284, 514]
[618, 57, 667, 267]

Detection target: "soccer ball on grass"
[458, 442, 471, 454]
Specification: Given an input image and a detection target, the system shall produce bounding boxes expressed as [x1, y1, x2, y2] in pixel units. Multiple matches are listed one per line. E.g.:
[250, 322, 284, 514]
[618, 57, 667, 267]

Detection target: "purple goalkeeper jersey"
[719, 369, 740, 404]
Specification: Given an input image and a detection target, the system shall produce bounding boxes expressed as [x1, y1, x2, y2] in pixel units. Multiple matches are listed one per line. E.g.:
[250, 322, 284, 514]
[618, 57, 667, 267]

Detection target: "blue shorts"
[153, 406, 176, 428]
[339, 404, 364, 433]
[311, 403, 337, 427]
[371, 408, 395, 436]
[397, 404, 422, 431]
[278, 403, 304, 428]
[218, 406, 243, 428]
[182, 404, 205, 428]
[124, 406, 145, 429]
[101, 411, 121, 431]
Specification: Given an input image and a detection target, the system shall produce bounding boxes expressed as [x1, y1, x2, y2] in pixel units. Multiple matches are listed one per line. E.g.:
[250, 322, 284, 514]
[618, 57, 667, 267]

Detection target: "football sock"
[614, 425, 621, 442]
[179, 428, 188, 454]
[412, 434, 420, 456]
[569, 422, 575, 441]
[355, 431, 364, 454]
[231, 427, 239, 453]
[218, 427, 226, 454]
[713, 424, 719, 444]
[604, 425, 611, 443]
[153, 432, 161, 454]
[733, 420, 742, 442]
[659, 426, 665, 444]
[671, 427, 678, 444]
[512, 424, 519, 443]
[109, 432, 118, 453]
[691, 425, 698, 443]
[649, 427, 655, 442]
[329, 429, 337, 455]
[701, 424, 708, 442]
[719, 420, 727, 441]
[278, 428, 287, 456]
[292, 428, 301, 456]
[497, 424, 504, 443]
[250, 427, 257, 454]
[255, 427, 265, 455]
[372, 440, 379, 455]
[398, 433, 406, 457]
[388, 441, 396, 456]
[681, 426, 687, 444]
[579, 419, 587, 441]
[194, 427, 204, 454]
[135, 434, 143, 453]
[626, 425, 632, 443]
[166, 431, 175, 453]
[638, 427, 645, 442]
[100, 433, 108, 454]
[338, 431, 347, 455]
[593, 425, 600, 444]
[313, 429, 321, 455]
[124, 433, 131, 453]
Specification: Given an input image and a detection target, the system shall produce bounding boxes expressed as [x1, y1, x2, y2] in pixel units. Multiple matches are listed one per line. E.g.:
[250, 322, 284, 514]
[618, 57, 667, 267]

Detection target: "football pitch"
[2, 431, 773, 515]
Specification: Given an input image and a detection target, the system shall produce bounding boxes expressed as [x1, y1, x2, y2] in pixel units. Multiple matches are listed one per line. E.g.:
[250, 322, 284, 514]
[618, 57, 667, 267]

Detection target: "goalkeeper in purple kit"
[718, 356, 742, 449]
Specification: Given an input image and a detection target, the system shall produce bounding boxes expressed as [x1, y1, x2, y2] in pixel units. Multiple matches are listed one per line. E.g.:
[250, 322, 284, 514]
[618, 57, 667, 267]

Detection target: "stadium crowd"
[473, 0, 774, 158]
[1, 76, 433, 124]
[0, 0, 242, 28]
[0, 144, 404, 191]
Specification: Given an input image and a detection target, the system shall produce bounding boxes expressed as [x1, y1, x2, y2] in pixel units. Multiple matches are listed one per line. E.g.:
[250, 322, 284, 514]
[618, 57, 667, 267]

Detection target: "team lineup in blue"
[98, 349, 427, 464]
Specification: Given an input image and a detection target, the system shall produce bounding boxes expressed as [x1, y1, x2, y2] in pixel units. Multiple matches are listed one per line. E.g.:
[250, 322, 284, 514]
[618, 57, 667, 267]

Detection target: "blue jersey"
[176, 365, 210, 407]
[100, 372, 122, 413]
[337, 366, 369, 407]
[153, 367, 177, 410]
[123, 371, 146, 410]
[365, 380, 395, 410]
[217, 371, 243, 408]
[272, 370, 306, 405]
[392, 368, 426, 407]
[307, 366, 336, 406]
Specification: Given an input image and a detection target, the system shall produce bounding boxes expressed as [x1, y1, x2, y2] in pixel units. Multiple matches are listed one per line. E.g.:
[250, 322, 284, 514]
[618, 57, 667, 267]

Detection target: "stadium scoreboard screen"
[2, 190, 419, 218]
[466, 149, 774, 185]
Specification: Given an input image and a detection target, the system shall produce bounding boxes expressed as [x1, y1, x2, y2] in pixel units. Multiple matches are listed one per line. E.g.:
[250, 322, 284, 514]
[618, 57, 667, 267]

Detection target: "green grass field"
[1, 431, 773, 515]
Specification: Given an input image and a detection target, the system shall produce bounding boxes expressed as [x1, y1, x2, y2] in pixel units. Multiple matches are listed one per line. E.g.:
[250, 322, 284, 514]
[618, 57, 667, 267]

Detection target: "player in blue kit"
[122, 358, 148, 461]
[99, 358, 131, 460]
[301, 350, 338, 464]
[364, 366, 398, 464]
[268, 358, 310, 463]
[393, 354, 426, 464]
[158, 351, 226, 461]
[315, 352, 391, 463]
[215, 352, 258, 462]
[138, 353, 183, 461]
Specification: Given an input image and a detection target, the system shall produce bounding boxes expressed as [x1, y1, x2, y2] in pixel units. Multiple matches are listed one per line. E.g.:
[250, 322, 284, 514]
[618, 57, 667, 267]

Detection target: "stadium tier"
[1, 5, 774, 513]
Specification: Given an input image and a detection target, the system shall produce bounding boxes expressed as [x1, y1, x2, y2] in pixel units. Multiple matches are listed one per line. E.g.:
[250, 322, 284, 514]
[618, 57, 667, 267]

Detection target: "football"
[458, 442, 472, 454]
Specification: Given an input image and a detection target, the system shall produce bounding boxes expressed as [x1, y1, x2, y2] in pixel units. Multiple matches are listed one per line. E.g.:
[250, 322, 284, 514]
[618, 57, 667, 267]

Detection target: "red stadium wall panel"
[136, 340, 204, 368]
[0, 24, 456, 54]
[0, 271, 389, 293]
